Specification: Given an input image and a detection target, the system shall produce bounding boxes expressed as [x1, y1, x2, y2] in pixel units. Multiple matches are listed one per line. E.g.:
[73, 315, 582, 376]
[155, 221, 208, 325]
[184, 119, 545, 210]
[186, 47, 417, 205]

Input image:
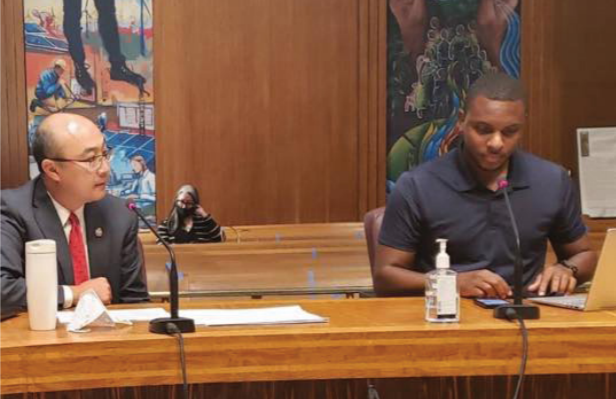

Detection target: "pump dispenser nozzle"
[436, 238, 450, 269]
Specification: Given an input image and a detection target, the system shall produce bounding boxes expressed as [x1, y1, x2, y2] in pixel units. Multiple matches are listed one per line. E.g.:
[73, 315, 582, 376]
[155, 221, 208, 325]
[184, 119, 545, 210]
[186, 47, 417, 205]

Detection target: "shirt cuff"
[62, 286, 74, 309]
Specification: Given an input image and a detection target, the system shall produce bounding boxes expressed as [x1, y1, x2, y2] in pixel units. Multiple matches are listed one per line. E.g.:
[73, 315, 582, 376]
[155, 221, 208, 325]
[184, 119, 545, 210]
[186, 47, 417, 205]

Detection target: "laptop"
[529, 229, 616, 311]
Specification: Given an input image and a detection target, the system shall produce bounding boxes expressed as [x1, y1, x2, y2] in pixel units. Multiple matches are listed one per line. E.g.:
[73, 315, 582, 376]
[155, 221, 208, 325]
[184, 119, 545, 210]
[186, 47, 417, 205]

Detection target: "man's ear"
[41, 159, 61, 182]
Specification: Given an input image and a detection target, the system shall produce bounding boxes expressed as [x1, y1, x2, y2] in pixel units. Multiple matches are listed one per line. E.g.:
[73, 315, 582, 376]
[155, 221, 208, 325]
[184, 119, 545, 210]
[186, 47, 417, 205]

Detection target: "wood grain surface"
[2, 297, 616, 394]
[140, 219, 613, 297]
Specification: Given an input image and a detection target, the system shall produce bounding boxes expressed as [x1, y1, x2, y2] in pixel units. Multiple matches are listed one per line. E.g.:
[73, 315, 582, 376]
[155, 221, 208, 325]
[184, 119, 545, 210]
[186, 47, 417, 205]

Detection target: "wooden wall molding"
[1, 0, 28, 188]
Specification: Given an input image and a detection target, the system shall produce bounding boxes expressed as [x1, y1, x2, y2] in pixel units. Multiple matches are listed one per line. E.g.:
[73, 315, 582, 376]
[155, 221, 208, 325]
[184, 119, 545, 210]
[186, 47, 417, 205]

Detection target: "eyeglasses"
[48, 149, 112, 171]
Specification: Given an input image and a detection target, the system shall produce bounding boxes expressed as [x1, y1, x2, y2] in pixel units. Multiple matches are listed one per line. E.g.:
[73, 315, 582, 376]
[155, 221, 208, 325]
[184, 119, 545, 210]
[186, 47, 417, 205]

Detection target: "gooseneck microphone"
[127, 201, 195, 334]
[493, 180, 540, 320]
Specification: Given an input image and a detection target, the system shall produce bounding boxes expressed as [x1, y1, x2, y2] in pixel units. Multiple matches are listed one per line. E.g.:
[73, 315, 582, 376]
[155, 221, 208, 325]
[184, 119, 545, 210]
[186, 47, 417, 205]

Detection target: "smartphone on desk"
[473, 298, 510, 309]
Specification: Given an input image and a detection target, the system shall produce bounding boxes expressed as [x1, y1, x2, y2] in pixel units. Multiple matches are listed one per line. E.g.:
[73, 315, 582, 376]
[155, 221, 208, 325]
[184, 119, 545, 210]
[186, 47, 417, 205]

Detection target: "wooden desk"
[140, 218, 615, 299]
[223, 223, 365, 243]
[2, 298, 616, 397]
[137, 218, 614, 247]
[138, 222, 366, 245]
[144, 244, 373, 299]
[139, 222, 373, 298]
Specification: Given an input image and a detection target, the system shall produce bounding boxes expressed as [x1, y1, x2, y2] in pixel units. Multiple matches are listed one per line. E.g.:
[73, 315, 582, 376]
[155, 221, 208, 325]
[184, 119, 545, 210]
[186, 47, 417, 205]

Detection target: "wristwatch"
[559, 259, 579, 277]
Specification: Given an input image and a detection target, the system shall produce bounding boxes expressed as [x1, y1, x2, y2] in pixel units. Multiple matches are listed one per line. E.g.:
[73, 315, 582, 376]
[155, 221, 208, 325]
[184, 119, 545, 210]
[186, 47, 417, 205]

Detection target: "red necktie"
[68, 213, 89, 285]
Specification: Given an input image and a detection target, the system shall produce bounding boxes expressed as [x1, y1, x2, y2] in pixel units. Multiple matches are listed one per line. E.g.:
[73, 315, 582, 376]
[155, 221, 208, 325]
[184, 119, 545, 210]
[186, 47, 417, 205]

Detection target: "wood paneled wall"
[1, 0, 28, 188]
[2, 0, 615, 224]
[521, 0, 616, 173]
[154, 0, 386, 225]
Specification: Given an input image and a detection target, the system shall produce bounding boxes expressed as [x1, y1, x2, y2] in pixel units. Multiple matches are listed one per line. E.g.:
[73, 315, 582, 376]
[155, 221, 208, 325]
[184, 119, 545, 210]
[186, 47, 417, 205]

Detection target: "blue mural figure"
[108, 146, 133, 187]
[29, 59, 67, 113]
[123, 155, 156, 209]
[96, 112, 108, 132]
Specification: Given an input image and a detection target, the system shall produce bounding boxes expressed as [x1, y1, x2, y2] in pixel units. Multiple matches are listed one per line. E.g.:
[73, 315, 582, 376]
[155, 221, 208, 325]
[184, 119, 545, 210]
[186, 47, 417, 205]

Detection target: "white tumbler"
[25, 239, 58, 330]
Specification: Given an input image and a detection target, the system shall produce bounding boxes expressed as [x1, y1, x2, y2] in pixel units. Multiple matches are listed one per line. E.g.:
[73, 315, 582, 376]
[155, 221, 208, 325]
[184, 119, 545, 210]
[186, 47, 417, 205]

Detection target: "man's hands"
[459, 263, 577, 299]
[527, 264, 576, 296]
[70, 277, 112, 305]
[458, 269, 512, 299]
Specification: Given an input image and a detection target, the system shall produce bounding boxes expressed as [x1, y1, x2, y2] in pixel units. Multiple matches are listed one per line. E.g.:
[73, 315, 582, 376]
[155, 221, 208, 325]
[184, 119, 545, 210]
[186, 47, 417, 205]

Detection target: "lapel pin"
[95, 227, 103, 238]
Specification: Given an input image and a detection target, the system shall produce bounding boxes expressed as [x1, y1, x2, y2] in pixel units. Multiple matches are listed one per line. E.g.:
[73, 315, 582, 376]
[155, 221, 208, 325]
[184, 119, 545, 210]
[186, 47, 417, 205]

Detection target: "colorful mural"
[23, 0, 156, 223]
[387, 0, 521, 190]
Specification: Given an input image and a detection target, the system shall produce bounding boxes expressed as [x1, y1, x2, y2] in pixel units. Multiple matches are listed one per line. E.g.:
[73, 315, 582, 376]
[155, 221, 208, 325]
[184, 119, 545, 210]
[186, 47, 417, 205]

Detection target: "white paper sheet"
[577, 127, 616, 217]
[66, 289, 114, 332]
[178, 305, 327, 326]
[58, 307, 169, 324]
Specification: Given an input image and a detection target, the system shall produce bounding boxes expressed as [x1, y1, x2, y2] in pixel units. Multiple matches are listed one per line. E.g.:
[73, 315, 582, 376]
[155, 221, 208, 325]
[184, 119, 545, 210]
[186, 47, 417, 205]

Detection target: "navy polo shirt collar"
[436, 147, 530, 192]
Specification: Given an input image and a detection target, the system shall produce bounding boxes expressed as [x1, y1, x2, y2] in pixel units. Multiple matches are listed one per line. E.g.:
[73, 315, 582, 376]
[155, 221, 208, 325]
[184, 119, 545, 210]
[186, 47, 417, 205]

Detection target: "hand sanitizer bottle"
[425, 238, 460, 323]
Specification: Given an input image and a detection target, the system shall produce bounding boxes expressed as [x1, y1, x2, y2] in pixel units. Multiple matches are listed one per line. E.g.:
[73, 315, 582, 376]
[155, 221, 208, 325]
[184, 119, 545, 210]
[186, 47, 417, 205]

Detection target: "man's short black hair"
[31, 123, 59, 174]
[464, 72, 526, 112]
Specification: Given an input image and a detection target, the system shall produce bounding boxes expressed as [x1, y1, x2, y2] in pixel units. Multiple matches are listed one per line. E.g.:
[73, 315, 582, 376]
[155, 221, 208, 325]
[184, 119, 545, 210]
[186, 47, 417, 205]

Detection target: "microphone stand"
[128, 202, 195, 333]
[493, 181, 540, 320]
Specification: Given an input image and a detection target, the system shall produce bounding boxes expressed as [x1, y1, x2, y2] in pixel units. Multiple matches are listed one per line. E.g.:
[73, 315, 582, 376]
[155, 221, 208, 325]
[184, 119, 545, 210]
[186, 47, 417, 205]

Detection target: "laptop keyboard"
[533, 295, 587, 309]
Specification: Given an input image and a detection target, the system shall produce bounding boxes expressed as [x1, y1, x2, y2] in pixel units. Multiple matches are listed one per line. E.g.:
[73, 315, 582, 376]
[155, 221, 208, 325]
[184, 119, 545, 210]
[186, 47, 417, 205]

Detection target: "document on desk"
[178, 305, 328, 326]
[577, 127, 616, 217]
[58, 308, 169, 324]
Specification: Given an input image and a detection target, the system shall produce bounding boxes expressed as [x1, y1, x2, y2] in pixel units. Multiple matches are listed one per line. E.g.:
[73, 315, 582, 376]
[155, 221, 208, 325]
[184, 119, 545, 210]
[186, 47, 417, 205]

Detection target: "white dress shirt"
[48, 193, 90, 308]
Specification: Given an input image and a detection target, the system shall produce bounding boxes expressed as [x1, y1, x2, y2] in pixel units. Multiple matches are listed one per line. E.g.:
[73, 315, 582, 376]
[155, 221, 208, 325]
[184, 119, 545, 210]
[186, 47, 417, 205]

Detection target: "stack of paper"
[179, 305, 327, 326]
[58, 307, 169, 324]
[577, 127, 616, 217]
[57, 306, 327, 327]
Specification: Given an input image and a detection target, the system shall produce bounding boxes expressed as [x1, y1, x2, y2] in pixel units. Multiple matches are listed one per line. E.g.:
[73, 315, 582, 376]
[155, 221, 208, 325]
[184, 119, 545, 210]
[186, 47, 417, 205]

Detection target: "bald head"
[32, 114, 101, 173]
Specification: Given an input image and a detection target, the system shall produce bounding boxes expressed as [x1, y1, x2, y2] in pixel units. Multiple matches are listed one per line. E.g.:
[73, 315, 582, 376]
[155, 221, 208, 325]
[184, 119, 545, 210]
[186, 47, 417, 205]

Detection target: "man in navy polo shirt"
[375, 72, 597, 298]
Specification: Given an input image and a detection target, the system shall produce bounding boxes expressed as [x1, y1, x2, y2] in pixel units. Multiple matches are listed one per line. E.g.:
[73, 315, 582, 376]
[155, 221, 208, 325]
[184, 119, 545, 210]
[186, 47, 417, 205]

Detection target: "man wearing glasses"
[1, 113, 149, 312]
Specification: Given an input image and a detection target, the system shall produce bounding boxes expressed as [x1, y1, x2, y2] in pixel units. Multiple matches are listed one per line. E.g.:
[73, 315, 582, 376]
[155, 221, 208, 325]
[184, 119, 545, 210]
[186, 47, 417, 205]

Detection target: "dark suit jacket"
[1, 177, 149, 311]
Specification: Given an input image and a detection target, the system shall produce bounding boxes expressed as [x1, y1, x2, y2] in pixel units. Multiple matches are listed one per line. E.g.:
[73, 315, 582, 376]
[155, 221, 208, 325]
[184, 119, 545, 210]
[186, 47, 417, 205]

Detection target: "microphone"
[493, 180, 540, 320]
[126, 201, 195, 334]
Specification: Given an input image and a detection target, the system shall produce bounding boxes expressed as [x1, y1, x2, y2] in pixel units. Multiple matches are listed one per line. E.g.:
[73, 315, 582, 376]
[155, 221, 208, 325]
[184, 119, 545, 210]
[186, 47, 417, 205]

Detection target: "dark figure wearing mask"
[157, 185, 223, 244]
